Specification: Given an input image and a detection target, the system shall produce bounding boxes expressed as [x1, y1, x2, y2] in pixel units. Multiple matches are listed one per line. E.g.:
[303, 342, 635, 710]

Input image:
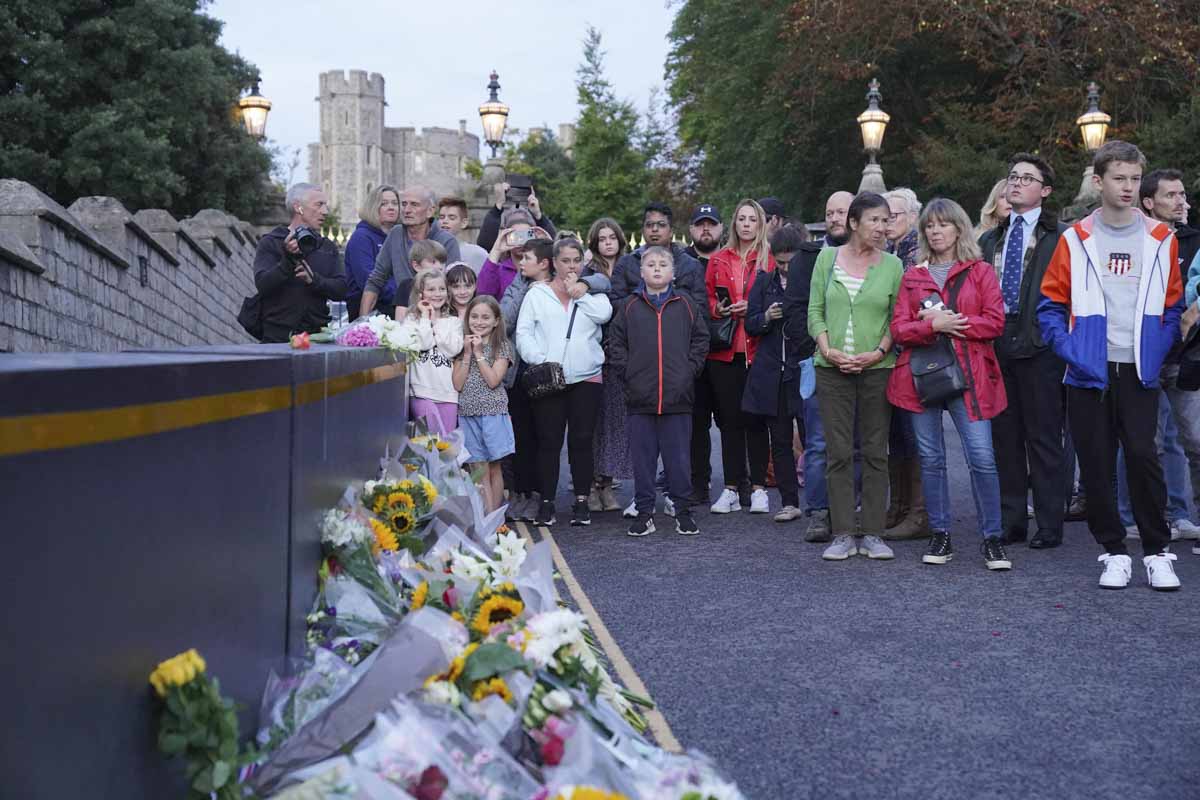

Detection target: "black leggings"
[533, 381, 603, 501]
[707, 355, 769, 488]
[507, 378, 540, 495]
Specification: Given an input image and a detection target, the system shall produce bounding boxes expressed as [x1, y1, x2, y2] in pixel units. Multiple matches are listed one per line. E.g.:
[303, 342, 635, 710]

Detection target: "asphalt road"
[542, 420, 1200, 799]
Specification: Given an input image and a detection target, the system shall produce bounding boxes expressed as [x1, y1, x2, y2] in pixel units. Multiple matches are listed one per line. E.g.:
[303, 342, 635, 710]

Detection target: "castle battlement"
[309, 70, 479, 228]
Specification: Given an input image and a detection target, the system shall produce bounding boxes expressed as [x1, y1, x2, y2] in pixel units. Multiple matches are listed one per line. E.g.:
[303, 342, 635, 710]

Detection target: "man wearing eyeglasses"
[978, 153, 1069, 549]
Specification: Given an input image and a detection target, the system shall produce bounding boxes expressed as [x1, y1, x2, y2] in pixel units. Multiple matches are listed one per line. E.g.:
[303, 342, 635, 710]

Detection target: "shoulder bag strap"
[559, 303, 580, 363]
[945, 266, 981, 416]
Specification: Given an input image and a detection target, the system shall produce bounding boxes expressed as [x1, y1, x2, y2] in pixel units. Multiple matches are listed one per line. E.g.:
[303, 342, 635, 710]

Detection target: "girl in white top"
[398, 270, 464, 434]
[515, 238, 612, 527]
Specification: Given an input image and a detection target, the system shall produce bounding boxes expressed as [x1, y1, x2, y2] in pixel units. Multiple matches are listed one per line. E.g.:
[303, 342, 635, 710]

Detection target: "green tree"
[563, 27, 650, 235]
[667, 0, 1200, 222]
[0, 0, 273, 220]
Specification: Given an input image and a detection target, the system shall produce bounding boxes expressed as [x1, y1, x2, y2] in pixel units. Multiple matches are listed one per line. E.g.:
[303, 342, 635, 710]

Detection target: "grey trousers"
[1161, 364, 1200, 520]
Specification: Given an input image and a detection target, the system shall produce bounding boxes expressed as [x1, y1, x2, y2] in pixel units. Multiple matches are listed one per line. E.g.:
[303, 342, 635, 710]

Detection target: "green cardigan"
[807, 246, 903, 369]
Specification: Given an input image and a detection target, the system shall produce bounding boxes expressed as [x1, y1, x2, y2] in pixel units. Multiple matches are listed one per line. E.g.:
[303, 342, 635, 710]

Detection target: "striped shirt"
[833, 265, 865, 354]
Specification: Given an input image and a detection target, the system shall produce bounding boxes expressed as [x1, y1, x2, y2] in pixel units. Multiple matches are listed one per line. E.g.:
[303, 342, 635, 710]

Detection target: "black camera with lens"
[292, 225, 322, 257]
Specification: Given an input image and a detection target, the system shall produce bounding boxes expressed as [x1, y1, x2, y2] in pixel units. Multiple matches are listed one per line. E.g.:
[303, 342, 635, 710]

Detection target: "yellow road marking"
[516, 520, 682, 753]
[0, 360, 405, 458]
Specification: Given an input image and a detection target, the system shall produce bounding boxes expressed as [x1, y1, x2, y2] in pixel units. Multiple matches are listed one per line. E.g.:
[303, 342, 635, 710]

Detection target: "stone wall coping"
[0, 227, 45, 274]
[69, 196, 180, 267]
[0, 179, 130, 269]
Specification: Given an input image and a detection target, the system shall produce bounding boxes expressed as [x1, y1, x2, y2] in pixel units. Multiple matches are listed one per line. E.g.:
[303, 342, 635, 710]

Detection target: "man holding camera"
[360, 186, 461, 318]
[253, 183, 347, 343]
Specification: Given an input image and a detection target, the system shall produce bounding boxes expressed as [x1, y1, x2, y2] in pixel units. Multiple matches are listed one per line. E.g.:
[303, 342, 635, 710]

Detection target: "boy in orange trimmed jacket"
[1037, 140, 1185, 591]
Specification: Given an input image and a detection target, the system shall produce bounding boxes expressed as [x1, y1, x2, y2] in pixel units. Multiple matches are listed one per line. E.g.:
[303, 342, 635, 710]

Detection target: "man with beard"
[685, 203, 724, 503]
[780, 190, 851, 541]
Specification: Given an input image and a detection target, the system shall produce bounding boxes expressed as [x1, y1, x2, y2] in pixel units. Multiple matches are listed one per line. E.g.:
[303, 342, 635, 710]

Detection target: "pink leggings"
[410, 397, 457, 434]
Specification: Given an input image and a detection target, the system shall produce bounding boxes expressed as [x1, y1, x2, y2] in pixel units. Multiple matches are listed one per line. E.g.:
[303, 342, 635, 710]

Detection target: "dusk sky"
[207, 0, 678, 180]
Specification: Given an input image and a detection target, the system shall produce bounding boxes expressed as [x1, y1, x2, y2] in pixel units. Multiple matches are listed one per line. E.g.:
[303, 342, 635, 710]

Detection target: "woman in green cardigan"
[808, 192, 904, 562]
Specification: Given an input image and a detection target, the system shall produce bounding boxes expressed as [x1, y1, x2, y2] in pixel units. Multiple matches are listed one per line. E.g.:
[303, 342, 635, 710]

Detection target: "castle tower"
[309, 70, 385, 230]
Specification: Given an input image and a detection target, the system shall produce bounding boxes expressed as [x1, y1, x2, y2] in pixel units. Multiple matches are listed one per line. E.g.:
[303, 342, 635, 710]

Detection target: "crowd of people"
[253, 139, 1200, 591]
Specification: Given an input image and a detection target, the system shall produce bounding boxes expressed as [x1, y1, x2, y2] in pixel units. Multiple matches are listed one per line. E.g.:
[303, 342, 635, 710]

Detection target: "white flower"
[542, 689, 572, 713]
[320, 509, 370, 548]
[449, 549, 491, 582]
[527, 609, 586, 643]
[423, 680, 462, 707]
[363, 479, 378, 495]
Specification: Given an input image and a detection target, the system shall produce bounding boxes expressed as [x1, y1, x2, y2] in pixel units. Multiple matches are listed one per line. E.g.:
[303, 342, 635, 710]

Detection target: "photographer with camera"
[360, 186, 461, 318]
[476, 179, 558, 252]
[252, 183, 347, 343]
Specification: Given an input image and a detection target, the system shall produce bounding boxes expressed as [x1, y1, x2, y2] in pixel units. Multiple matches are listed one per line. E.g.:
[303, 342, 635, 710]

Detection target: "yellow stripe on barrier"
[0, 360, 406, 458]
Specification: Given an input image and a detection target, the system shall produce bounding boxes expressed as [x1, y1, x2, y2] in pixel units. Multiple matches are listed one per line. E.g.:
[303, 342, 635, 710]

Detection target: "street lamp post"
[236, 81, 272, 140]
[478, 71, 510, 186]
[856, 78, 891, 194]
[1073, 81, 1112, 207]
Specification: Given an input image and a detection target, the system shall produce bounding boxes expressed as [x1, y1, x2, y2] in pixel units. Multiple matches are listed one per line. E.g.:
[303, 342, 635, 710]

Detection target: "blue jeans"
[911, 397, 1003, 539]
[1118, 388, 1190, 525]
[802, 387, 828, 512]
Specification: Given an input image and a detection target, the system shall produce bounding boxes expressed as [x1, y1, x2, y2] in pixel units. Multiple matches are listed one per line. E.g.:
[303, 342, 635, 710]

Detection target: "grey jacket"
[499, 271, 611, 388]
[366, 221, 462, 294]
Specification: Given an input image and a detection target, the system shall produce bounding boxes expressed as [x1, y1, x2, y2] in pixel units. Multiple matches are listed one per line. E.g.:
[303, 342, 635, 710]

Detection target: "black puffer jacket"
[608, 285, 709, 414]
[253, 226, 346, 340]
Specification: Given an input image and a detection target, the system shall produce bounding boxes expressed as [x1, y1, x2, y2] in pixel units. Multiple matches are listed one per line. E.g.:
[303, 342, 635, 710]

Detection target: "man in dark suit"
[978, 153, 1068, 548]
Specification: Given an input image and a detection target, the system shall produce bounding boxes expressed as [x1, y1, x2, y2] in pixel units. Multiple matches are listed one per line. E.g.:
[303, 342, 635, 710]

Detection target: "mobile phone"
[507, 228, 536, 247]
[920, 293, 945, 312]
[506, 173, 534, 205]
[715, 286, 733, 306]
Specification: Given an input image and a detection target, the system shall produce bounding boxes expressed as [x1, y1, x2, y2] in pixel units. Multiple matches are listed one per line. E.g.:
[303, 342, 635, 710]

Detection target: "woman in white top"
[516, 237, 612, 527]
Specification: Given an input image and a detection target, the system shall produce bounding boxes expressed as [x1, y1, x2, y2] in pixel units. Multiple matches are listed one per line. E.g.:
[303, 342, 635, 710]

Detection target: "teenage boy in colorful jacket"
[608, 246, 710, 538]
[1038, 140, 1185, 591]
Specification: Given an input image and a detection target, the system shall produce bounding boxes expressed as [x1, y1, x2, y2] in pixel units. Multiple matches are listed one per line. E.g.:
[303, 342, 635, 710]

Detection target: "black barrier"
[0, 345, 406, 798]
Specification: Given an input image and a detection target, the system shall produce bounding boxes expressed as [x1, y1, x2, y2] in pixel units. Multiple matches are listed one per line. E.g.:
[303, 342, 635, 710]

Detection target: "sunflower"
[435, 440, 450, 452]
[387, 491, 415, 511]
[471, 594, 524, 636]
[470, 676, 513, 704]
[420, 477, 438, 503]
[448, 642, 479, 683]
[389, 509, 415, 535]
[372, 494, 387, 514]
[411, 581, 429, 610]
[397, 480, 416, 491]
[451, 611, 464, 622]
[369, 518, 398, 555]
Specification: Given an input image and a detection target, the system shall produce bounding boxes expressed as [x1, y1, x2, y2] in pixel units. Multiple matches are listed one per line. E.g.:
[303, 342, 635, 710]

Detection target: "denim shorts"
[461, 414, 515, 463]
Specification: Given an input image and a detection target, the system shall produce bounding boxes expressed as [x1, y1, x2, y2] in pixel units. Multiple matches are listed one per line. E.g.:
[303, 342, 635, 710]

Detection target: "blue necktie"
[1002, 216, 1024, 312]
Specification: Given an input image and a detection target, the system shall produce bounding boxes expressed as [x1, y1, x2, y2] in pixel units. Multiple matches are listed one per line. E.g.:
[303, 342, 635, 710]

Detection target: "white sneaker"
[710, 488, 741, 514]
[623, 500, 638, 519]
[859, 535, 895, 560]
[664, 496, 676, 517]
[749, 488, 770, 514]
[1097, 553, 1132, 589]
[1144, 552, 1181, 591]
[1171, 518, 1200, 541]
[1124, 524, 1140, 540]
[822, 535, 858, 561]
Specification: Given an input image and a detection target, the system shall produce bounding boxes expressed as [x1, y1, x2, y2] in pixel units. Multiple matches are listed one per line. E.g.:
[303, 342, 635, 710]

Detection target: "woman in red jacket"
[706, 199, 776, 514]
[886, 198, 1009, 570]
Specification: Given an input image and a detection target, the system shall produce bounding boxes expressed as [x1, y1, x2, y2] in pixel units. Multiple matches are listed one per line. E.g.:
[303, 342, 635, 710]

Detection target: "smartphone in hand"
[715, 286, 733, 307]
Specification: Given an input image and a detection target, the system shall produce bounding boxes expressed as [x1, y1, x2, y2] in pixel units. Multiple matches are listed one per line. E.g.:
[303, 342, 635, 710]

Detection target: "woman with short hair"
[887, 198, 1009, 570]
[808, 192, 903, 561]
[706, 199, 776, 515]
[345, 185, 400, 319]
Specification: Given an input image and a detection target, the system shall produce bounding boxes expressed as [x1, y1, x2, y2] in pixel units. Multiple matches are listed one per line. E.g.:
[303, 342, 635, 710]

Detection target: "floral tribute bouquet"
[150, 418, 746, 799]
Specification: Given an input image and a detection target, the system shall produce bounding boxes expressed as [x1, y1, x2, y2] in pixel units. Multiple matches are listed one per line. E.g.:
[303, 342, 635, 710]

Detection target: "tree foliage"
[0, 0, 273, 220]
[501, 127, 576, 223]
[668, 0, 1200, 222]
[562, 27, 652, 236]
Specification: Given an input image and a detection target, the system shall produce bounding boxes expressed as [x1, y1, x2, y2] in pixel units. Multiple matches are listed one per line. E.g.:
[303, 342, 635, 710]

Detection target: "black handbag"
[1179, 321, 1200, 391]
[237, 294, 264, 341]
[708, 314, 735, 351]
[521, 305, 579, 400]
[909, 271, 971, 407]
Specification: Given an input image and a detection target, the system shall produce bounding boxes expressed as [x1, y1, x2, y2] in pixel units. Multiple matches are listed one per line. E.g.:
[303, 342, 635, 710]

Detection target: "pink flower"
[540, 735, 564, 766]
[336, 325, 379, 347]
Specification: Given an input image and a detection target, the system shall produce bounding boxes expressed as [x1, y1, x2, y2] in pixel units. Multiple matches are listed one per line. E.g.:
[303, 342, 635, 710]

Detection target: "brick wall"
[0, 179, 260, 352]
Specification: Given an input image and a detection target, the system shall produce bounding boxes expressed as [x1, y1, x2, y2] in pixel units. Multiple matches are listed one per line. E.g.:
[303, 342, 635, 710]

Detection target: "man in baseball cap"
[758, 197, 787, 236]
[687, 204, 723, 269]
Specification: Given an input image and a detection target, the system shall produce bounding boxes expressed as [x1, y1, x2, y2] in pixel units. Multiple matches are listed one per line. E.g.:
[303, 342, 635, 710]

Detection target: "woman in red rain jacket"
[705, 199, 777, 515]
[886, 198, 1009, 571]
